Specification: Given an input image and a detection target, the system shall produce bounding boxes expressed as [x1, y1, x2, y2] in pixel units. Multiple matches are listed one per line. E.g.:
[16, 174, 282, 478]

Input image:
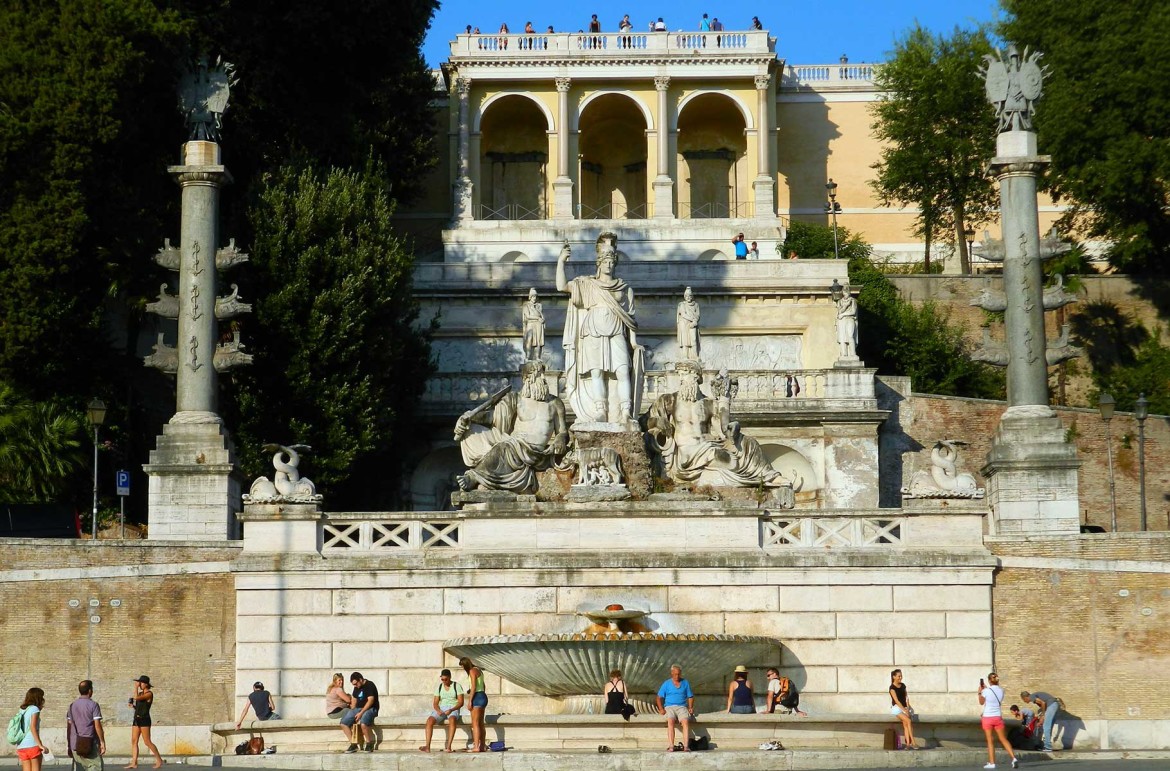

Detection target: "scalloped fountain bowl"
[443, 631, 782, 702]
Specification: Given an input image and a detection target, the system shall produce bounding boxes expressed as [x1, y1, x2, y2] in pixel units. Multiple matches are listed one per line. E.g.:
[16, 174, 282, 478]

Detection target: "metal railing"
[475, 202, 548, 221]
[451, 30, 774, 58]
[577, 201, 652, 220]
[678, 200, 754, 219]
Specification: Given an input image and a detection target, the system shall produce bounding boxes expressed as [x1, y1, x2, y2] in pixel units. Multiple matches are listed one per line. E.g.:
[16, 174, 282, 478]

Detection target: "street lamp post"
[1135, 393, 1149, 531]
[964, 227, 975, 274]
[825, 179, 842, 259]
[86, 398, 107, 540]
[1098, 393, 1118, 532]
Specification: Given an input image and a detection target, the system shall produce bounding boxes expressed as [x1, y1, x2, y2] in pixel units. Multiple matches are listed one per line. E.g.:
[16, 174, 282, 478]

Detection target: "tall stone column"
[452, 77, 474, 221]
[552, 77, 574, 220]
[978, 46, 1079, 536]
[752, 73, 776, 219]
[144, 59, 251, 541]
[652, 76, 674, 220]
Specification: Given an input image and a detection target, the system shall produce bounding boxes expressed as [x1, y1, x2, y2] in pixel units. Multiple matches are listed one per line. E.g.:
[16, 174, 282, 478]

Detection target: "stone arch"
[409, 445, 465, 511]
[578, 93, 650, 219]
[698, 248, 730, 261]
[478, 95, 550, 219]
[499, 250, 530, 262]
[675, 89, 754, 130]
[474, 92, 554, 132]
[676, 92, 750, 219]
[576, 90, 654, 131]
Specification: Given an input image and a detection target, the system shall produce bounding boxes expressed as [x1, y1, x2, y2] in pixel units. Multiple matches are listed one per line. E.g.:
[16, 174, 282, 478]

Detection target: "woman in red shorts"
[978, 672, 1019, 769]
[15, 687, 49, 771]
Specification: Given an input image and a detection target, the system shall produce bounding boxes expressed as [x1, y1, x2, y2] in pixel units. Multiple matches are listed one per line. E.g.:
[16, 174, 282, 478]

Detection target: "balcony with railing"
[450, 30, 775, 59]
[781, 62, 879, 89]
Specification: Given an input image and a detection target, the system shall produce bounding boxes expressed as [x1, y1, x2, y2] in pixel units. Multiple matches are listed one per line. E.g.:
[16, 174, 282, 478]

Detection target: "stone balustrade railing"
[761, 514, 903, 548]
[782, 62, 878, 89]
[450, 30, 774, 58]
[421, 367, 876, 412]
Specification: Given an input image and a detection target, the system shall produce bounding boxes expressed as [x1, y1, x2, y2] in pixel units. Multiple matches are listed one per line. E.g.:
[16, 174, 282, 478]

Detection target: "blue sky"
[422, 0, 1003, 67]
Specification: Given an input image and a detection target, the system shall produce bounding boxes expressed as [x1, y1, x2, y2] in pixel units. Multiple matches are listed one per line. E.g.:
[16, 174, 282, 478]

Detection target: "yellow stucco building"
[397, 28, 1061, 266]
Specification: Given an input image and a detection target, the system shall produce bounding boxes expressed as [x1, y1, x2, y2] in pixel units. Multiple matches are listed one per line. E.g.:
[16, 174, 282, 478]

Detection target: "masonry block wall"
[0, 542, 238, 754]
[879, 383, 1169, 532]
[988, 534, 1170, 727]
[234, 559, 994, 719]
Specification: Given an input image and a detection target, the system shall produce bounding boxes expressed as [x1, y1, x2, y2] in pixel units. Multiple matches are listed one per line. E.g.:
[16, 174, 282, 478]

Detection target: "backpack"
[6, 708, 27, 746]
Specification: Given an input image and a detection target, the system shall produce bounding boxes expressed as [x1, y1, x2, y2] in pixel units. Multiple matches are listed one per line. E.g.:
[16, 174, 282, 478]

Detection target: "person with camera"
[126, 675, 163, 769]
[978, 672, 1019, 769]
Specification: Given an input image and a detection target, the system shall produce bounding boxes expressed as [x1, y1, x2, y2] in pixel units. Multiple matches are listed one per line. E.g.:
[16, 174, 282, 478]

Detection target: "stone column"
[752, 73, 776, 219]
[172, 141, 228, 420]
[652, 75, 674, 220]
[981, 129, 1079, 536]
[453, 77, 474, 221]
[144, 140, 243, 541]
[552, 77, 574, 220]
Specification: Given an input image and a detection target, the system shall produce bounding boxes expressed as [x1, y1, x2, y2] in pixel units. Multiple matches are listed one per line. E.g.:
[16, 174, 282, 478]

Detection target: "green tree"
[0, 383, 87, 503]
[226, 161, 434, 507]
[0, 1, 190, 395]
[999, 1, 1170, 275]
[786, 222, 1004, 398]
[871, 24, 999, 273]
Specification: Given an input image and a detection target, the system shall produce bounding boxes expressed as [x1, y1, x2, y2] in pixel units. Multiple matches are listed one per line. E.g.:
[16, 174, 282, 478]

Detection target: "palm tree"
[0, 383, 86, 503]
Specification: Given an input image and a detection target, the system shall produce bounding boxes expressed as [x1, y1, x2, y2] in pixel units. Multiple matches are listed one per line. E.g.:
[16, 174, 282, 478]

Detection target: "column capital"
[754, 73, 771, 90]
[456, 77, 472, 96]
[654, 76, 671, 92]
[555, 77, 572, 92]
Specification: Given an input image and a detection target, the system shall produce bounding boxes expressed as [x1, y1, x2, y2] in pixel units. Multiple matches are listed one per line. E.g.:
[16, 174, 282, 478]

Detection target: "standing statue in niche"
[833, 279, 858, 361]
[646, 360, 787, 488]
[454, 360, 569, 494]
[521, 288, 545, 361]
[558, 233, 645, 425]
[676, 286, 701, 361]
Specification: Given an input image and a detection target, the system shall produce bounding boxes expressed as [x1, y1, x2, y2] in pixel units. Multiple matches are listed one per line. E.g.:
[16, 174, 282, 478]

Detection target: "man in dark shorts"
[340, 672, 379, 753]
[67, 680, 106, 771]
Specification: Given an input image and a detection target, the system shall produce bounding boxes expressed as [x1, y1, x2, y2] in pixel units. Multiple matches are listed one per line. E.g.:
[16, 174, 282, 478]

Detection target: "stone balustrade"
[450, 30, 773, 59]
[422, 367, 875, 414]
[238, 501, 987, 556]
[782, 62, 878, 88]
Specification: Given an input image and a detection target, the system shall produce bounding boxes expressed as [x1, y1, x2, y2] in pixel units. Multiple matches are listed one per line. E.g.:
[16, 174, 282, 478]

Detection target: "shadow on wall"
[776, 93, 839, 221]
[875, 376, 923, 508]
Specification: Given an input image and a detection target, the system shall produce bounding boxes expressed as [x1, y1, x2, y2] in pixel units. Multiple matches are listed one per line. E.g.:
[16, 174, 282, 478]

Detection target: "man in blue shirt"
[656, 665, 695, 752]
[732, 233, 748, 259]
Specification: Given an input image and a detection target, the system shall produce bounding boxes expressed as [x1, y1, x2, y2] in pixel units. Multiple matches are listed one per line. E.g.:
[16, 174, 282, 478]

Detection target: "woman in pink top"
[325, 673, 350, 718]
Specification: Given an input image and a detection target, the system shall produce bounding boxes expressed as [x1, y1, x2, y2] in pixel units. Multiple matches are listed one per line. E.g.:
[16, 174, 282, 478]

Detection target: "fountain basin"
[444, 632, 782, 699]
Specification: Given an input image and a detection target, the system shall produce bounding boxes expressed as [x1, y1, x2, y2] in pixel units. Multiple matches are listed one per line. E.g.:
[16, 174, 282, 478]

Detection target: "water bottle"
[587, 700, 594, 714]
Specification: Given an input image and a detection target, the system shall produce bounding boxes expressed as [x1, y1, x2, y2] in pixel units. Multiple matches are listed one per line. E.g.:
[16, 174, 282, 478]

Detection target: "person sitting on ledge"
[656, 664, 694, 752]
[726, 666, 755, 714]
[236, 681, 280, 727]
[420, 669, 465, 753]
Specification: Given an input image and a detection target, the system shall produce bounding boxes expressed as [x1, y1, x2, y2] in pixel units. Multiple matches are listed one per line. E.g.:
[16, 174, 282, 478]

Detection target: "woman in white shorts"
[888, 669, 917, 750]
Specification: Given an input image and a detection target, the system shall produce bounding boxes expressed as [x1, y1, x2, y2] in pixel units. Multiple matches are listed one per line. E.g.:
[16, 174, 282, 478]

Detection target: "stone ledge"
[211, 712, 1013, 754]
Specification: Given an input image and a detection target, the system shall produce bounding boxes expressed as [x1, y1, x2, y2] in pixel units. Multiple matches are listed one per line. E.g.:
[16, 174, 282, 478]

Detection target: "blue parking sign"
[116, 469, 131, 497]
